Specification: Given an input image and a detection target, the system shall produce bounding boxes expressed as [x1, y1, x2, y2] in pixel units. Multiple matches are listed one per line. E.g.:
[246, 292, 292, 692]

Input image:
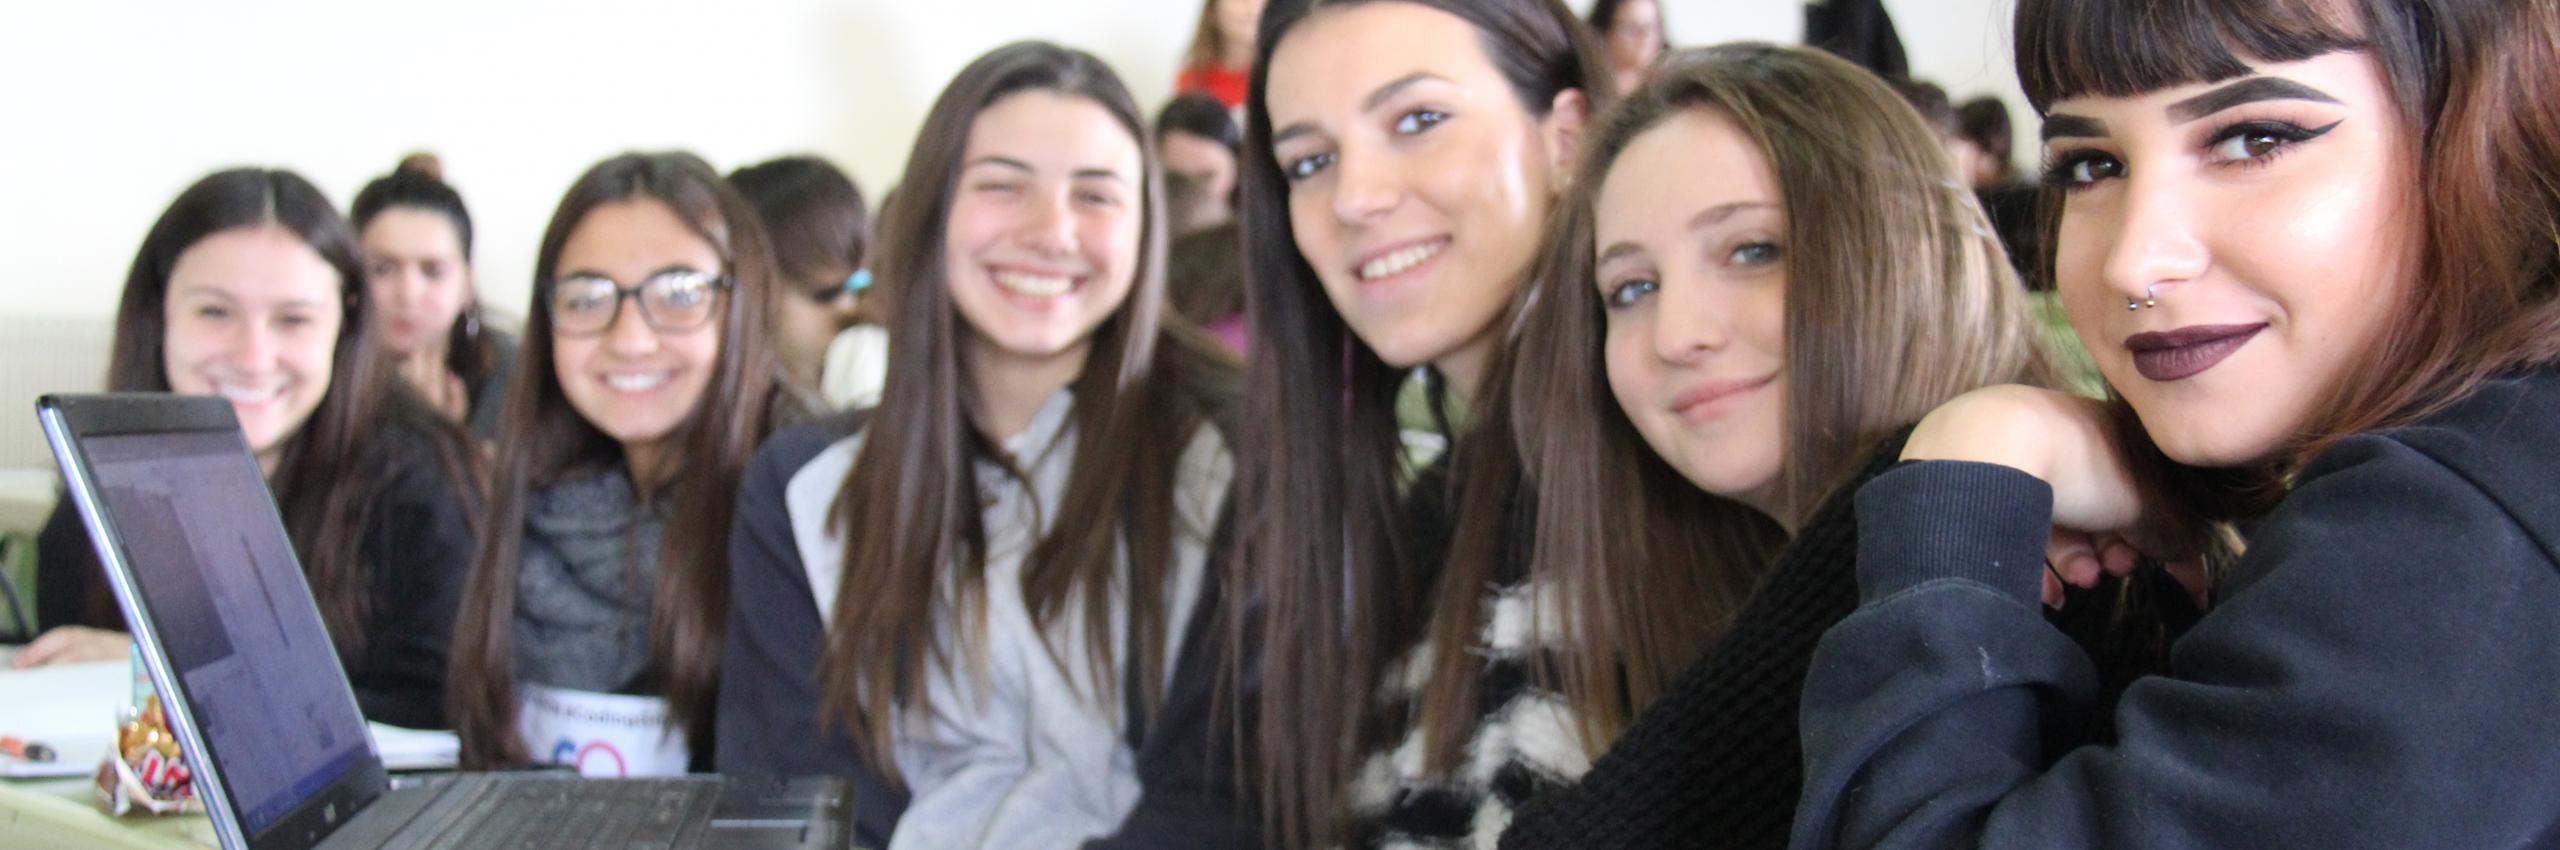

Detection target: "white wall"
[0, 0, 1199, 323]
[0, 0, 2023, 324]
[1658, 0, 2032, 165]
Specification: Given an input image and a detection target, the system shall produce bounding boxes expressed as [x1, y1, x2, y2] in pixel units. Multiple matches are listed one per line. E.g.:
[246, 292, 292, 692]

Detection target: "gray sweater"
[513, 467, 668, 696]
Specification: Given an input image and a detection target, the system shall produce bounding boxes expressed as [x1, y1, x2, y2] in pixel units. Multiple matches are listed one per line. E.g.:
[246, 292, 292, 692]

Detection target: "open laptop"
[38, 393, 858, 850]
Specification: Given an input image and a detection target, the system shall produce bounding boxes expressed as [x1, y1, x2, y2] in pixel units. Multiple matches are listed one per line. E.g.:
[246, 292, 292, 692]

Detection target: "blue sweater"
[1795, 367, 2560, 848]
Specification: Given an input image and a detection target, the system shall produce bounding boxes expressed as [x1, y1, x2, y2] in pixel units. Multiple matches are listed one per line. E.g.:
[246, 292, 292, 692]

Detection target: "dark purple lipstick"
[2124, 323, 2267, 382]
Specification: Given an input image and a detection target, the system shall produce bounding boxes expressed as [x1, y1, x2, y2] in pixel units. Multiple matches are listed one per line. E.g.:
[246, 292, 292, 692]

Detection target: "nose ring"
[2126, 285, 2161, 311]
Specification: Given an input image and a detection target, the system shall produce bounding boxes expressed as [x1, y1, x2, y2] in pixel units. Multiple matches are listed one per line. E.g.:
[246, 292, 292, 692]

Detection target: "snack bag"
[93, 695, 201, 816]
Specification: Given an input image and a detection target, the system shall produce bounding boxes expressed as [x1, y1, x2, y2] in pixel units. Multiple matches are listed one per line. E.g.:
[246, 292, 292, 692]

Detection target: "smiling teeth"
[1358, 240, 1447, 282]
[605, 373, 669, 392]
[993, 270, 1075, 298]
[214, 384, 282, 403]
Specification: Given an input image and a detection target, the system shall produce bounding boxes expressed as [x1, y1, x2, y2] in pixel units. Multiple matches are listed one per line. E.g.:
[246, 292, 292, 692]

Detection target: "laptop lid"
[38, 393, 390, 850]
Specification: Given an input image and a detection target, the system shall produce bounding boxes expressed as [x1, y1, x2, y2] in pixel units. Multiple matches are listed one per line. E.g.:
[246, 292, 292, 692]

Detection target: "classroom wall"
[0, 0, 2023, 325]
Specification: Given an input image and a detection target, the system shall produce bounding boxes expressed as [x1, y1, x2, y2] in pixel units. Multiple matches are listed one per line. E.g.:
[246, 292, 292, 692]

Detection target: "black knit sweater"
[1499, 428, 2194, 850]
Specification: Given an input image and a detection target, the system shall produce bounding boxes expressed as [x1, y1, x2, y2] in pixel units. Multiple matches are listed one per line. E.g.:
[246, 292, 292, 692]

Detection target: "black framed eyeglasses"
[547, 268, 731, 336]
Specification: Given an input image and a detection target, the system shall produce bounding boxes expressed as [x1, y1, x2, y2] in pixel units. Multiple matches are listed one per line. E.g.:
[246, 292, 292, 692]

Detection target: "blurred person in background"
[1178, 0, 1267, 110]
[352, 153, 518, 437]
[1589, 0, 1669, 95]
[730, 155, 873, 415]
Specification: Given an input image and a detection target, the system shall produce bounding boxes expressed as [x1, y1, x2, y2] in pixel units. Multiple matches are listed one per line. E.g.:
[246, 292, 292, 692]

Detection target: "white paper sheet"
[0, 659, 464, 779]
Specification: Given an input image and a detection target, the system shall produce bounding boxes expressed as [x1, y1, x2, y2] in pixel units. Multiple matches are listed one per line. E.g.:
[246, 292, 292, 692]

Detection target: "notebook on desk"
[38, 393, 858, 850]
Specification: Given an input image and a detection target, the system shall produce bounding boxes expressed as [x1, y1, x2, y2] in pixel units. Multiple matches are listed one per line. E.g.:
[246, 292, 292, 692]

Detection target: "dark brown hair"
[1958, 96, 2016, 179]
[2016, 0, 2560, 510]
[104, 167, 483, 666]
[447, 151, 784, 766]
[1436, 43, 2053, 766]
[816, 41, 1240, 790]
[728, 155, 871, 308]
[1226, 0, 1606, 844]
[350, 154, 505, 397]
[1167, 222, 1244, 328]
[1588, 0, 1671, 51]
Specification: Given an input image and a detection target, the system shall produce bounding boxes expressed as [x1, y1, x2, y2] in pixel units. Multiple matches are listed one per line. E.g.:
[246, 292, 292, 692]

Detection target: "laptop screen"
[82, 428, 372, 834]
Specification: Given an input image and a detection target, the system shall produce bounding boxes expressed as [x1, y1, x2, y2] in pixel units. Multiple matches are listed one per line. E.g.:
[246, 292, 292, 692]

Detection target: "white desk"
[0, 658, 462, 848]
[0, 660, 214, 849]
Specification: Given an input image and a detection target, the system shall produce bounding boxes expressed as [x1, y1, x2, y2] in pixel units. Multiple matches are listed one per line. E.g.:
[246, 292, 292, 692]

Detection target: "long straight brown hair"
[1224, 0, 1607, 845]
[816, 41, 1240, 790]
[1182, 0, 1241, 72]
[2015, 0, 2560, 517]
[1426, 44, 2056, 768]
[447, 152, 784, 767]
[96, 167, 484, 663]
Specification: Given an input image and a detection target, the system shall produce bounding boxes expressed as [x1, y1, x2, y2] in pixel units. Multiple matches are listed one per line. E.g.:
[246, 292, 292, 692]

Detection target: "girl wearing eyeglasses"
[446, 151, 786, 774]
[717, 42, 1249, 849]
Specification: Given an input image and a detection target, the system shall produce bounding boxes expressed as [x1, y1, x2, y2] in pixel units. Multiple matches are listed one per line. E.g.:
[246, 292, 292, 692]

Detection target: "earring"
[463, 304, 482, 339]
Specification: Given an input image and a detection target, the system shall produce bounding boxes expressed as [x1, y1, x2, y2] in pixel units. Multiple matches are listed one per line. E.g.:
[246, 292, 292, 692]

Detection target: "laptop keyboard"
[411, 777, 721, 850]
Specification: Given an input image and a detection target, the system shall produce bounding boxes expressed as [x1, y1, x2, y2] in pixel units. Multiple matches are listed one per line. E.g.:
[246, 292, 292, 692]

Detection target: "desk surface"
[0, 659, 460, 849]
[0, 660, 214, 849]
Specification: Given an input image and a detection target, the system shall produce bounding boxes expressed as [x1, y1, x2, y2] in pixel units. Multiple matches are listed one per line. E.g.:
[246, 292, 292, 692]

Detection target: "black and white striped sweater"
[1341, 458, 1577, 850]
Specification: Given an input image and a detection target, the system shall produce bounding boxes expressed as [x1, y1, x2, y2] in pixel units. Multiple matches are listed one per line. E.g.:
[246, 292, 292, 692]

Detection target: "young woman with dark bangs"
[446, 152, 786, 773]
[716, 42, 1249, 849]
[1460, 45, 2190, 850]
[1795, 0, 2560, 846]
[1224, 0, 1605, 845]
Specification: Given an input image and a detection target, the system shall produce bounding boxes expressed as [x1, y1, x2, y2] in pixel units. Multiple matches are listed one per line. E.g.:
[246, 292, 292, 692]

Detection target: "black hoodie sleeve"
[1794, 433, 2560, 849]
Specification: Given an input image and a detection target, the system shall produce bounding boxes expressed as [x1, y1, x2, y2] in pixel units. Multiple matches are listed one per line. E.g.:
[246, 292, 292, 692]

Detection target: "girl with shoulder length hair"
[25, 168, 484, 733]
[1487, 44, 2193, 849]
[447, 151, 784, 772]
[1795, 0, 2560, 846]
[1227, 0, 1603, 845]
[717, 41, 1248, 849]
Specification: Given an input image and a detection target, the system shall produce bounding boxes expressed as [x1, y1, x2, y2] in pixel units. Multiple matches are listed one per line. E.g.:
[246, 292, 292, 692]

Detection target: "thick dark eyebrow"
[1071, 168, 1130, 184]
[2167, 77, 2342, 123]
[559, 264, 704, 286]
[1271, 71, 1454, 150]
[2041, 113, 2106, 142]
[1363, 71, 1450, 112]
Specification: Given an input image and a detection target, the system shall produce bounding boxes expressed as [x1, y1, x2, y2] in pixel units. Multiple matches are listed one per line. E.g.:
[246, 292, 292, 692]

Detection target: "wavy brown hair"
[92, 168, 484, 665]
[815, 41, 1240, 791]
[447, 152, 784, 767]
[1224, 0, 1607, 844]
[2016, 0, 2560, 517]
[1426, 43, 2055, 769]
